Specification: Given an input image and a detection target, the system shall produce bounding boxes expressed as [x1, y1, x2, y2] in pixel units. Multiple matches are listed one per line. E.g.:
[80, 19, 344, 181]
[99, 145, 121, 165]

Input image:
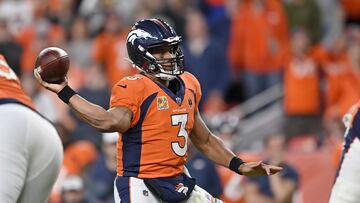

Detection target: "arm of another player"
[34, 69, 132, 133]
[189, 110, 283, 176]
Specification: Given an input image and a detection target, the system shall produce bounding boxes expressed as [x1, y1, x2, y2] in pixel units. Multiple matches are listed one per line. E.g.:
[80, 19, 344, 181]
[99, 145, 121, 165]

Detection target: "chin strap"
[155, 73, 176, 81]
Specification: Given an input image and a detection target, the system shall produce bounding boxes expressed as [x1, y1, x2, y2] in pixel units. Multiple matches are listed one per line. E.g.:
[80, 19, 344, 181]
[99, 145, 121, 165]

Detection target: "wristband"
[229, 157, 245, 175]
[57, 85, 76, 104]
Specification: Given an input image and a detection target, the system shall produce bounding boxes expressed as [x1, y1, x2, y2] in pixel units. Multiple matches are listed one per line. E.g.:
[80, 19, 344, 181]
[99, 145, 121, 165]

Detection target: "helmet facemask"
[146, 42, 184, 81]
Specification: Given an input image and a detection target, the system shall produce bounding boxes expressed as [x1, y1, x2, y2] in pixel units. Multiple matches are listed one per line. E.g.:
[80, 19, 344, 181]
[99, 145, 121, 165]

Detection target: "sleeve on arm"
[194, 77, 202, 110]
[110, 77, 144, 128]
[184, 72, 202, 109]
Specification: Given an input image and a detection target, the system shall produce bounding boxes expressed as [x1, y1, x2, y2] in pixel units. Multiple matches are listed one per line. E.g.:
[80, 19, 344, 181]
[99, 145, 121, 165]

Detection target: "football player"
[34, 18, 282, 203]
[329, 102, 360, 203]
[0, 55, 63, 203]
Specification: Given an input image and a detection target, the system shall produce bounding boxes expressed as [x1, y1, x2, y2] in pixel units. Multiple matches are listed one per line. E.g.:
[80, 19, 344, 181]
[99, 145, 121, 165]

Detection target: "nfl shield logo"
[143, 190, 149, 196]
[176, 97, 182, 105]
[157, 96, 169, 110]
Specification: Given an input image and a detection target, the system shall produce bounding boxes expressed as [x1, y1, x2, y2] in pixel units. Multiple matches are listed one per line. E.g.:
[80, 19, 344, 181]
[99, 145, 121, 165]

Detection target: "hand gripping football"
[35, 47, 69, 84]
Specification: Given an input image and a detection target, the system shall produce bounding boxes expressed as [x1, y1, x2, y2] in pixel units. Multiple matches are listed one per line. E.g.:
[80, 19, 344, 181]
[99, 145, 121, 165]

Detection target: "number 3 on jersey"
[171, 114, 189, 157]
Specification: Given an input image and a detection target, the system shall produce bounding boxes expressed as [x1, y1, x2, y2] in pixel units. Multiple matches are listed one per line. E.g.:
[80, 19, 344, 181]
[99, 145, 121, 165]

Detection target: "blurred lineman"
[330, 101, 360, 203]
[0, 55, 63, 202]
[35, 18, 282, 203]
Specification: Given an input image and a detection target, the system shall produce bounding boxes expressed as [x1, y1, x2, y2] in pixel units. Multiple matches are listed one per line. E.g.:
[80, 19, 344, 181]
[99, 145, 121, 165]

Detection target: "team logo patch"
[175, 183, 189, 195]
[176, 97, 182, 105]
[157, 96, 169, 110]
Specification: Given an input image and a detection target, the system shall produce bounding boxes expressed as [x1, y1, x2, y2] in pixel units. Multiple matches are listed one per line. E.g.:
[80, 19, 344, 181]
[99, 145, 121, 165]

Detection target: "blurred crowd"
[0, 0, 359, 202]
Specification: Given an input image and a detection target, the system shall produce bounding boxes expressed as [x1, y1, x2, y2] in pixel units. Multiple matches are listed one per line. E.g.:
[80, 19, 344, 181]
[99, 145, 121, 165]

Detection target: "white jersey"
[330, 101, 360, 203]
[0, 54, 63, 203]
[0, 103, 63, 203]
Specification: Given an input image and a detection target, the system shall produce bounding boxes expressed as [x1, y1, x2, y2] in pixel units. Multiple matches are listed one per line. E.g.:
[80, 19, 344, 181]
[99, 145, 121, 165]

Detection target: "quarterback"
[35, 18, 282, 203]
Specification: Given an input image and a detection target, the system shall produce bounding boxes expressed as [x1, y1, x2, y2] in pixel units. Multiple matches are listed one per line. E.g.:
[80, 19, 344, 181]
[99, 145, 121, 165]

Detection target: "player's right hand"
[34, 68, 68, 93]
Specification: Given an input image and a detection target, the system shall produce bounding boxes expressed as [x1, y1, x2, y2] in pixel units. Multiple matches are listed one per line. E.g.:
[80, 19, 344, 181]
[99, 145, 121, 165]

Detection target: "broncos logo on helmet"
[126, 18, 184, 81]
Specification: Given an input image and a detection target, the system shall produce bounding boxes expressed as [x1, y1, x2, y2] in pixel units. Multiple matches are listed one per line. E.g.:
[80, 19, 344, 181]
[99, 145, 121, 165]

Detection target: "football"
[35, 47, 69, 84]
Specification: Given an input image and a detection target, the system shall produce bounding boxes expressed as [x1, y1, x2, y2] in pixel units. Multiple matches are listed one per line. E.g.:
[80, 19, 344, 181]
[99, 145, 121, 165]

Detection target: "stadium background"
[0, 0, 359, 202]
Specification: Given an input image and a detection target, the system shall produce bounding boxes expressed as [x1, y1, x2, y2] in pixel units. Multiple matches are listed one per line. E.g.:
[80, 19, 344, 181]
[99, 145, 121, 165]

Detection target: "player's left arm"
[189, 110, 283, 176]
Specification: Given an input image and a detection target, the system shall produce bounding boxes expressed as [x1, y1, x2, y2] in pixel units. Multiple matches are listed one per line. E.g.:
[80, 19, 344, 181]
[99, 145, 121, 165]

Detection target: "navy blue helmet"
[126, 18, 184, 80]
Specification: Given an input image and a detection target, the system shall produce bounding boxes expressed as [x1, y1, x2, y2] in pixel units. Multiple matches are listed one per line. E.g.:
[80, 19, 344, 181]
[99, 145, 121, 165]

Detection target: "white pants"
[330, 179, 360, 203]
[114, 176, 223, 203]
[329, 137, 360, 203]
[0, 104, 63, 203]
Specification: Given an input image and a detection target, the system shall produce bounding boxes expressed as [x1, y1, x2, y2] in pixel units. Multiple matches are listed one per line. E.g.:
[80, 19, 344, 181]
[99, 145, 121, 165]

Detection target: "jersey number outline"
[171, 114, 189, 157]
